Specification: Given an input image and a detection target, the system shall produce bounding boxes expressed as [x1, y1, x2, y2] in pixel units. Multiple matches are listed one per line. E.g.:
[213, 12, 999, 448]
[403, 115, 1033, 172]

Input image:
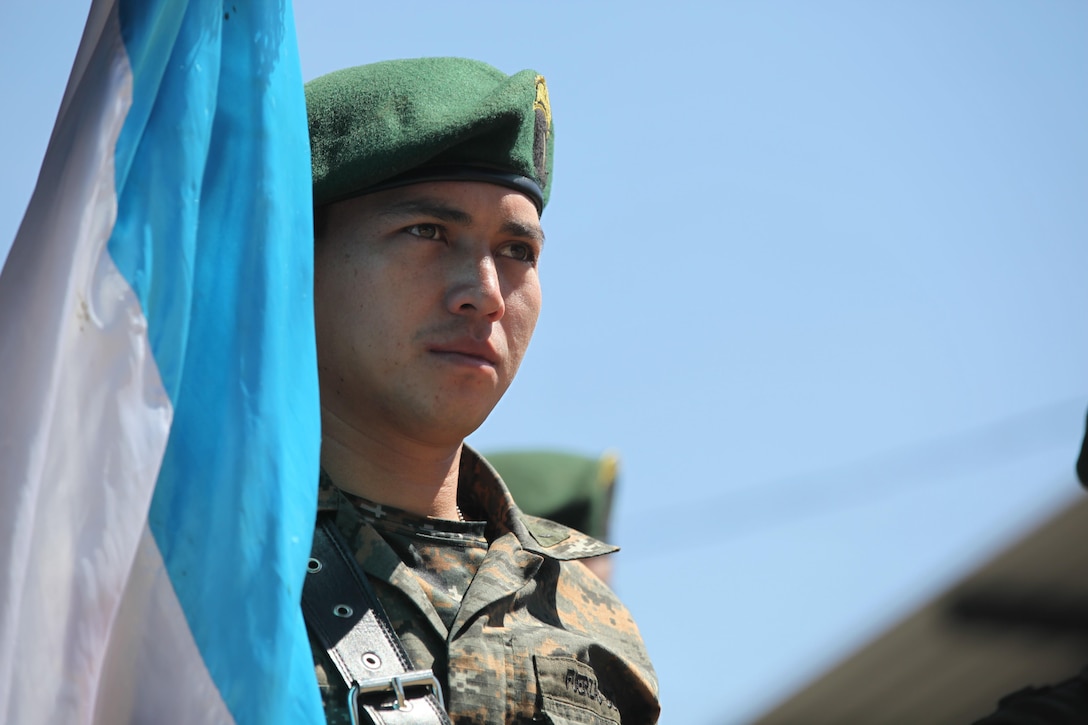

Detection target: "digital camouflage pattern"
[309, 446, 660, 724]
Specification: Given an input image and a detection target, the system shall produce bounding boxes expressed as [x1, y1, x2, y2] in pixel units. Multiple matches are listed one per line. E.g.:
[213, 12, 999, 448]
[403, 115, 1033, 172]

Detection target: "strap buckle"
[347, 669, 445, 724]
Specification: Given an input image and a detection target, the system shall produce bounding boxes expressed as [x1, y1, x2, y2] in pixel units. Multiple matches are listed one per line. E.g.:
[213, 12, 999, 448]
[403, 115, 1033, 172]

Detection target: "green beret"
[306, 57, 554, 213]
[484, 450, 618, 539]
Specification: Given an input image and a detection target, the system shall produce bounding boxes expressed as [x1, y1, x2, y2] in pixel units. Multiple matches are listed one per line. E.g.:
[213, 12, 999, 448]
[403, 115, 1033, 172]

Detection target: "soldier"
[303, 58, 660, 724]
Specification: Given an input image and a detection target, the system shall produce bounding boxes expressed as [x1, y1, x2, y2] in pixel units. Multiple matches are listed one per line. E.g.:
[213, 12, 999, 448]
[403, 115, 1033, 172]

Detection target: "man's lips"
[428, 341, 499, 366]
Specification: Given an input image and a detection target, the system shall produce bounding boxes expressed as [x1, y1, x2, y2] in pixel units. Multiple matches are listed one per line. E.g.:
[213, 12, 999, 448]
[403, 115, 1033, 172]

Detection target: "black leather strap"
[303, 516, 451, 725]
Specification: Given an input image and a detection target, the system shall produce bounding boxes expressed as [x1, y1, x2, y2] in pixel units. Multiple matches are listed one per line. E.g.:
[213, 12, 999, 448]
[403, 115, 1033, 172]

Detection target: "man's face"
[314, 181, 544, 447]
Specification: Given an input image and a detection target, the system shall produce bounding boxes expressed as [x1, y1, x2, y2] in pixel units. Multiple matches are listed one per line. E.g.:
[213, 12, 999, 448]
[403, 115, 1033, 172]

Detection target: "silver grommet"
[362, 652, 382, 670]
[333, 604, 353, 618]
[307, 558, 322, 574]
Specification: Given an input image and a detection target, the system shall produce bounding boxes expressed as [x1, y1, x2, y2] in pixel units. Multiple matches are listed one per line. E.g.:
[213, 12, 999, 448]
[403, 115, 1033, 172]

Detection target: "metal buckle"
[347, 670, 445, 724]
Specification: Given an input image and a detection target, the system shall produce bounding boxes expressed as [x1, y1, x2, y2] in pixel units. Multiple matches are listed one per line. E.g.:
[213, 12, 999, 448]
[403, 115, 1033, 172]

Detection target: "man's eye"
[497, 242, 538, 264]
[405, 223, 443, 240]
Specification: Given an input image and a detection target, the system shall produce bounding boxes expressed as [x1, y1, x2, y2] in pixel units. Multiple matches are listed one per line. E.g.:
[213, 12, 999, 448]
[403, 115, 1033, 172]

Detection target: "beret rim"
[317, 164, 544, 214]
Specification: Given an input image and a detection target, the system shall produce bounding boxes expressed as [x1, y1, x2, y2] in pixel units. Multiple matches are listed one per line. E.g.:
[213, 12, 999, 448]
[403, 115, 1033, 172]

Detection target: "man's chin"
[408, 398, 502, 446]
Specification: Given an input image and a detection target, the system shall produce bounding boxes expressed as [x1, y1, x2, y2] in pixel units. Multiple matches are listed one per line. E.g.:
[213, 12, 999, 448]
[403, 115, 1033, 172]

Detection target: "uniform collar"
[461, 444, 618, 560]
[316, 444, 617, 561]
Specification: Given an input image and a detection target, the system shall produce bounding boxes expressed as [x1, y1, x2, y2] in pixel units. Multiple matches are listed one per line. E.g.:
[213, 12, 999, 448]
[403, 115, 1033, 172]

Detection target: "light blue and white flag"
[0, 1, 322, 723]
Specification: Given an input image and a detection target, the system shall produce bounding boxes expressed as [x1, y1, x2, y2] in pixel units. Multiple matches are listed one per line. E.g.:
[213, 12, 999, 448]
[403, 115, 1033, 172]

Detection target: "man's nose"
[445, 252, 504, 320]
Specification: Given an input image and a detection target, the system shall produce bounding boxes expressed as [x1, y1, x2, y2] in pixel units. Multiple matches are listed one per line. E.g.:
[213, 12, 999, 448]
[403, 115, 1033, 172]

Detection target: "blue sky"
[3, 3, 1087, 723]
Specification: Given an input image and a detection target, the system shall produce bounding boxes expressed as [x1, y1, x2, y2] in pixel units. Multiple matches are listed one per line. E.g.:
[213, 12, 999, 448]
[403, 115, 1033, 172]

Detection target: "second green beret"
[306, 57, 554, 213]
[484, 450, 619, 540]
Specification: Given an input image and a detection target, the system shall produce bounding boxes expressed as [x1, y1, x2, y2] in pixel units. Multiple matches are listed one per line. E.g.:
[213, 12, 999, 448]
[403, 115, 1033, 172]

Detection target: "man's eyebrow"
[376, 199, 473, 225]
[377, 197, 545, 243]
[500, 220, 545, 244]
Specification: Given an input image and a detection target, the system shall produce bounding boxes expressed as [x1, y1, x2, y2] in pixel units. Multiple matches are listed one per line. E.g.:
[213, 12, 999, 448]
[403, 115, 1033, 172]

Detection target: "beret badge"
[533, 75, 552, 188]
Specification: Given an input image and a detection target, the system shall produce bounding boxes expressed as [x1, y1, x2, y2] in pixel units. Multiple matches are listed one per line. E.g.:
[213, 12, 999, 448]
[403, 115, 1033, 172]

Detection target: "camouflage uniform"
[310, 446, 660, 724]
